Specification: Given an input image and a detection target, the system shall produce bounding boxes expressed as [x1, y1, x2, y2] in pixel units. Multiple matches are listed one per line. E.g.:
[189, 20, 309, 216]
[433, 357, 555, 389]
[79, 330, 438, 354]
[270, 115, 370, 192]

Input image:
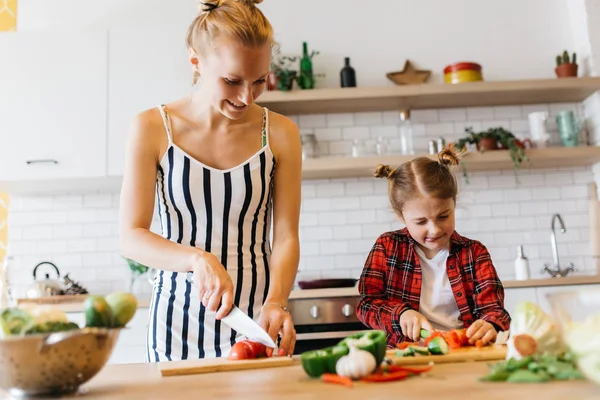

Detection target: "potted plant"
[454, 126, 529, 183]
[555, 50, 578, 78]
[269, 45, 299, 91]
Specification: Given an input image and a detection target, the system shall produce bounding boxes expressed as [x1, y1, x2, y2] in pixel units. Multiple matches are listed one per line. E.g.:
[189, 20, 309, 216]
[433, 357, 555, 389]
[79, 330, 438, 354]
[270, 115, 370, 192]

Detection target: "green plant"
[270, 44, 299, 91]
[454, 126, 528, 183]
[556, 50, 577, 66]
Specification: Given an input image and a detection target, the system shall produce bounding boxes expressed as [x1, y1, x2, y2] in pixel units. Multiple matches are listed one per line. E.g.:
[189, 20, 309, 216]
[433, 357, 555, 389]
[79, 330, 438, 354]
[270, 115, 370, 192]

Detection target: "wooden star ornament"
[386, 60, 431, 85]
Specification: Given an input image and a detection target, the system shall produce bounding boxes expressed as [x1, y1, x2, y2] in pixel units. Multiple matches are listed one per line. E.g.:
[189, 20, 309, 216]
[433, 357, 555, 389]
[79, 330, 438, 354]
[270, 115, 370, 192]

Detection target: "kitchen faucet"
[541, 213, 576, 277]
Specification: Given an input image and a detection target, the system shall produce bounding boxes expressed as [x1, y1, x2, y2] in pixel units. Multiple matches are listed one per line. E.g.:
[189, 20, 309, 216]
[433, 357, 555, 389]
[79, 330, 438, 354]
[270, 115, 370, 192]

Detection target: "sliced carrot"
[474, 339, 485, 348]
[397, 341, 421, 350]
[322, 373, 353, 387]
[513, 334, 537, 356]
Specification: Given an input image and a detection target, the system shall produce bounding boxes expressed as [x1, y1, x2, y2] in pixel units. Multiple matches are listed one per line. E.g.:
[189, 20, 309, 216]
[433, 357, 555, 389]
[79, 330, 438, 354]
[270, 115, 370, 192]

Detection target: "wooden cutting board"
[159, 356, 294, 377]
[385, 345, 507, 365]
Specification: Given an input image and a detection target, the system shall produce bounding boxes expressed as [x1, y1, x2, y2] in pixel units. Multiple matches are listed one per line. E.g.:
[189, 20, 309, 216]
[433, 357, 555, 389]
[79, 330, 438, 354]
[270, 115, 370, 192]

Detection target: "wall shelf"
[257, 77, 600, 115]
[301, 146, 600, 180]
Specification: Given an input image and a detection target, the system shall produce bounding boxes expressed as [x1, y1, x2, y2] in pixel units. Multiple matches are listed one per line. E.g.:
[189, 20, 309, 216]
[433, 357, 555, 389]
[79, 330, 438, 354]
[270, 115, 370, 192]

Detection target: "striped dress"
[146, 105, 275, 362]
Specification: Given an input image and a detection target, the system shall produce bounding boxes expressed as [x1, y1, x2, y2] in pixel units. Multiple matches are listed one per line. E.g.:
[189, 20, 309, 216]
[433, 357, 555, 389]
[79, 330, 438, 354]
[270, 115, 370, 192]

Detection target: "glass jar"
[301, 134, 316, 160]
[398, 110, 414, 155]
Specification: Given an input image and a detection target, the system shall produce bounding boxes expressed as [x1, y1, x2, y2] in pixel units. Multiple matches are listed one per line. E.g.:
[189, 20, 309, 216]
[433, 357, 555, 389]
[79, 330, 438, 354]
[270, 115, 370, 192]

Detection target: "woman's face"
[193, 37, 271, 119]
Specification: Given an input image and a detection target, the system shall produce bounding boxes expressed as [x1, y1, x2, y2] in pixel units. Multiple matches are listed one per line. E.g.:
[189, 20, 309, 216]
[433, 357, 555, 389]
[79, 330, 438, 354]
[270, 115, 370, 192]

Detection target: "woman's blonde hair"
[374, 144, 463, 215]
[186, 0, 274, 84]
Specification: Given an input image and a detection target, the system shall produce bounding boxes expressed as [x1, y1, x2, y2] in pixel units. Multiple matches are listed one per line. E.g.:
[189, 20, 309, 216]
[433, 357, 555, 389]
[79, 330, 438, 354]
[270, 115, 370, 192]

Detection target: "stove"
[288, 295, 370, 354]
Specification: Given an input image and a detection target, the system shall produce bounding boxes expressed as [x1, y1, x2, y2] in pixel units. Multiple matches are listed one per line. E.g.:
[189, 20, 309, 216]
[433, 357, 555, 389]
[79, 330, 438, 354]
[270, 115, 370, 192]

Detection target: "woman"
[119, 0, 301, 362]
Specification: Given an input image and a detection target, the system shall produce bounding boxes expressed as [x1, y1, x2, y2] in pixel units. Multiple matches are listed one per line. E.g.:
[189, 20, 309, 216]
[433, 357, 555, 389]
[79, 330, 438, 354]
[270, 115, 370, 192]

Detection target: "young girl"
[356, 145, 510, 347]
[119, 0, 301, 362]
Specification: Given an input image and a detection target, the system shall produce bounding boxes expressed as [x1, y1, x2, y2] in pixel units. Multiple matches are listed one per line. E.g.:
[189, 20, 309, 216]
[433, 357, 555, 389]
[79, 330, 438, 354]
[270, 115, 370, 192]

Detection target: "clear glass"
[376, 136, 389, 156]
[301, 134, 316, 160]
[398, 119, 414, 155]
[546, 289, 600, 385]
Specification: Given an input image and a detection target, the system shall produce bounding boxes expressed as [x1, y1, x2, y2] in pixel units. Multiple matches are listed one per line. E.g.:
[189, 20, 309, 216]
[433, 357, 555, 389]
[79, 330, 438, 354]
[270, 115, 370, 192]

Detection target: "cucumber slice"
[410, 345, 430, 356]
[419, 328, 431, 339]
[427, 337, 449, 355]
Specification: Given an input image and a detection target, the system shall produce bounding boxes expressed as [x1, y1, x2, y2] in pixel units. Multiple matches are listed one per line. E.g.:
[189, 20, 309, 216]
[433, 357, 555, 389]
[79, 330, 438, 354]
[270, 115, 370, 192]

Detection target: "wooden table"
[1, 360, 598, 399]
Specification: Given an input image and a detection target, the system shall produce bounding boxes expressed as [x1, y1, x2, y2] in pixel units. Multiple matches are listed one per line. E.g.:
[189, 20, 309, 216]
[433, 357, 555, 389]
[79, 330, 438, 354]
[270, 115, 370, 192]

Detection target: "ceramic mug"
[528, 111, 551, 148]
[556, 110, 580, 147]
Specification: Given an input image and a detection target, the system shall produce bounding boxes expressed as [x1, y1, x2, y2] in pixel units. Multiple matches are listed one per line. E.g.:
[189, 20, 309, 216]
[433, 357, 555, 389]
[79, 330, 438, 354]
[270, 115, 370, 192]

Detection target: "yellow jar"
[444, 62, 483, 84]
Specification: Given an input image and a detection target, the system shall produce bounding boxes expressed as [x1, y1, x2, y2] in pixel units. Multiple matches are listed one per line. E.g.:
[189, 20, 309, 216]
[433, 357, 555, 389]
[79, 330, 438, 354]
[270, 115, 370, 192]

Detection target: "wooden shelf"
[257, 77, 600, 115]
[301, 146, 600, 180]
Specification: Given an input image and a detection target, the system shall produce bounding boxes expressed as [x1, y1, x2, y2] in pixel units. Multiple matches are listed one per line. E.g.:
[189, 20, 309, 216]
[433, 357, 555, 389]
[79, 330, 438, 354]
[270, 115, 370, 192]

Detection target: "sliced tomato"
[246, 340, 267, 358]
[453, 328, 469, 346]
[441, 330, 462, 349]
[228, 339, 268, 360]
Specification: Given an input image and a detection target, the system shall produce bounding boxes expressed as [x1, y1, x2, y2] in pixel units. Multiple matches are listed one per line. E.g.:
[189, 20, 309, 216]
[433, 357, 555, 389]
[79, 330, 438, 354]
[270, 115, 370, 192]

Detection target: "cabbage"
[506, 301, 564, 360]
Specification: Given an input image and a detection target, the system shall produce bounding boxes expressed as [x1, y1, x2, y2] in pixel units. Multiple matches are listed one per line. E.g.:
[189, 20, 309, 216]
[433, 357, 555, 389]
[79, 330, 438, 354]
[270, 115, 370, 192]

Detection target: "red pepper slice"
[387, 365, 433, 374]
[362, 370, 411, 382]
[322, 373, 353, 387]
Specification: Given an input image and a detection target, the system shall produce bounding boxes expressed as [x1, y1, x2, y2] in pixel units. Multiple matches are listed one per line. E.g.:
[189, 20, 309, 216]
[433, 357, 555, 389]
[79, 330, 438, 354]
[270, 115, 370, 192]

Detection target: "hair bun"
[239, 0, 263, 5]
[199, 0, 220, 12]
[437, 143, 463, 167]
[374, 164, 394, 179]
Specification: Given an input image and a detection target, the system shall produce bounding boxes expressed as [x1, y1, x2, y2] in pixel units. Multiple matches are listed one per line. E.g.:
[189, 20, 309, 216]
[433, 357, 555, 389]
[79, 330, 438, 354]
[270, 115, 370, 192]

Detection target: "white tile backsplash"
[6, 103, 600, 296]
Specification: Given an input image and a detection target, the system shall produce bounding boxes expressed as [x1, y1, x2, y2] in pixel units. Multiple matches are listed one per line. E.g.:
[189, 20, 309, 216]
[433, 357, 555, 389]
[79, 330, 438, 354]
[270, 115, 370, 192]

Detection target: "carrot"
[322, 373, 353, 387]
[397, 342, 419, 350]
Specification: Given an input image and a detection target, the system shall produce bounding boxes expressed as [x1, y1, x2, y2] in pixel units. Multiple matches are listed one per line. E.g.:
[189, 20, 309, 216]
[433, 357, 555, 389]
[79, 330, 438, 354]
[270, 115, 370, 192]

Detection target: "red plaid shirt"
[356, 228, 511, 348]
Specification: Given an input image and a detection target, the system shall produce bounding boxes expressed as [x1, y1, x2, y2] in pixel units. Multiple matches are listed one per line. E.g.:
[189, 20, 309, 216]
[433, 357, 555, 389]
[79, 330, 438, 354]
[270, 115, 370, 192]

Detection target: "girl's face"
[192, 37, 271, 119]
[400, 196, 455, 259]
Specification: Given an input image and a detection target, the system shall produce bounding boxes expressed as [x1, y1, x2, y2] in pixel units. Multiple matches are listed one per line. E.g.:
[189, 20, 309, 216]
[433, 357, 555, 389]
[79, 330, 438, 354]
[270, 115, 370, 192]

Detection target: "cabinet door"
[0, 31, 108, 181]
[107, 0, 197, 176]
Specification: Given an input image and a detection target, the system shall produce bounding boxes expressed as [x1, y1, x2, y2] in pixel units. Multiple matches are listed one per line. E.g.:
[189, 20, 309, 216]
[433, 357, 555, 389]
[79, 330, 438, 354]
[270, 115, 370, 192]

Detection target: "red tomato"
[227, 340, 267, 360]
[453, 328, 469, 346]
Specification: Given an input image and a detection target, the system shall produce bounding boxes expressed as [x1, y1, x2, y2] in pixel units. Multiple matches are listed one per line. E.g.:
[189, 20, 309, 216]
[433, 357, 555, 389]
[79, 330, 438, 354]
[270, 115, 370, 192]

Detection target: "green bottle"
[299, 41, 314, 89]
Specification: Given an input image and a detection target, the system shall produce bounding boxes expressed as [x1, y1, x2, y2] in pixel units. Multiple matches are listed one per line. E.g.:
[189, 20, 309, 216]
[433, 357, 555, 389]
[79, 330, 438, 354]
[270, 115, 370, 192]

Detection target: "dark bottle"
[340, 57, 356, 88]
[298, 41, 315, 89]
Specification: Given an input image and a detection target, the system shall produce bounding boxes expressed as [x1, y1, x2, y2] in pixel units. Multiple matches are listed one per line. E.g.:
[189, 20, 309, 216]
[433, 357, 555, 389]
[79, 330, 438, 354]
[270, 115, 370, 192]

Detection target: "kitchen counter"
[15, 274, 600, 313]
[1, 359, 597, 399]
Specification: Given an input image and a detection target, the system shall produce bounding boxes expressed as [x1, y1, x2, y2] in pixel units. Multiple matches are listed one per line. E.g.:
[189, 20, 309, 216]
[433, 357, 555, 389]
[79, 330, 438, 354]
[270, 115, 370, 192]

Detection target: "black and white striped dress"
[146, 105, 275, 362]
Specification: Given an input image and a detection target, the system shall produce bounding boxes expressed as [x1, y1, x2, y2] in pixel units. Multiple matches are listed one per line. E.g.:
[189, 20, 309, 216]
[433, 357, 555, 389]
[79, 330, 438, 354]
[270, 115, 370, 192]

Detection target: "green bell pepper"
[300, 330, 387, 378]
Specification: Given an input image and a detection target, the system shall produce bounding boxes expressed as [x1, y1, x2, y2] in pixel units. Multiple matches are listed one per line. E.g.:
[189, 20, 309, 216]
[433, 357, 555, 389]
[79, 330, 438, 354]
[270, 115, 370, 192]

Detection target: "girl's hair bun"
[374, 164, 394, 179]
[437, 143, 463, 167]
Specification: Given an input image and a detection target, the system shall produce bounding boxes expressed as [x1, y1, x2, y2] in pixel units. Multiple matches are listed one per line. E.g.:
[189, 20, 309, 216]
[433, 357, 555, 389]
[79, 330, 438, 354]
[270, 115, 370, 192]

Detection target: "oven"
[288, 296, 371, 355]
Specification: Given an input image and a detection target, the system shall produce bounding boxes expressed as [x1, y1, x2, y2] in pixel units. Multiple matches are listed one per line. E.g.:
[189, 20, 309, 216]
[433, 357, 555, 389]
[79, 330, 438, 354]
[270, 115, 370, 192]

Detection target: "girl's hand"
[259, 302, 296, 357]
[466, 319, 497, 345]
[399, 310, 434, 341]
[191, 252, 234, 320]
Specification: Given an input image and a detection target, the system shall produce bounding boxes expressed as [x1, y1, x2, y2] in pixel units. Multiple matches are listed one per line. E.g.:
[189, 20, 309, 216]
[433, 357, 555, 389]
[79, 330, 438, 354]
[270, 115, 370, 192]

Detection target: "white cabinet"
[0, 31, 108, 182]
[106, 0, 197, 176]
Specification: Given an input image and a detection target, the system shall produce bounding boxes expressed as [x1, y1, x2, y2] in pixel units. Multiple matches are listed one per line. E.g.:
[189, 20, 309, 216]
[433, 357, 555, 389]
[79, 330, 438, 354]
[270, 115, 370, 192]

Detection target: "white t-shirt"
[415, 246, 463, 331]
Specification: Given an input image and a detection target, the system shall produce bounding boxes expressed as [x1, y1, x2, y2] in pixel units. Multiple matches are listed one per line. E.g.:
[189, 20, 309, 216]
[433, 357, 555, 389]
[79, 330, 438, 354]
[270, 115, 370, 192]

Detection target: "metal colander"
[0, 327, 121, 398]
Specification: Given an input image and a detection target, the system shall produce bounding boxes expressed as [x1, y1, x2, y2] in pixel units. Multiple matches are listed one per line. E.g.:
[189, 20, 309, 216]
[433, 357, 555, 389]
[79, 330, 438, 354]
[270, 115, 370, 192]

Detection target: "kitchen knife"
[186, 272, 276, 348]
[221, 305, 277, 348]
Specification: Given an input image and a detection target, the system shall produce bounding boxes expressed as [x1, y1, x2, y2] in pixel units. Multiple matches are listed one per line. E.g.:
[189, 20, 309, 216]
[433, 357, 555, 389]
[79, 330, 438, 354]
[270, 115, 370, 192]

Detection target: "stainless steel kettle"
[26, 261, 64, 298]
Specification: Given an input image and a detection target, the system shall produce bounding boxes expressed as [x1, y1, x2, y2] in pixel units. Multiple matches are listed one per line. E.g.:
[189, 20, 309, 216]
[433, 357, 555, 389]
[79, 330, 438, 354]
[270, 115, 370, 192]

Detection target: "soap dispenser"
[514, 245, 530, 280]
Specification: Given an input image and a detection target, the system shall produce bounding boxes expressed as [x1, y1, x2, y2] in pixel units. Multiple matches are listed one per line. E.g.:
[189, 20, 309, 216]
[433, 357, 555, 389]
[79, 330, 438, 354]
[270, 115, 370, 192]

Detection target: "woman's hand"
[466, 319, 497, 345]
[258, 302, 296, 357]
[191, 252, 234, 320]
[399, 310, 434, 341]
